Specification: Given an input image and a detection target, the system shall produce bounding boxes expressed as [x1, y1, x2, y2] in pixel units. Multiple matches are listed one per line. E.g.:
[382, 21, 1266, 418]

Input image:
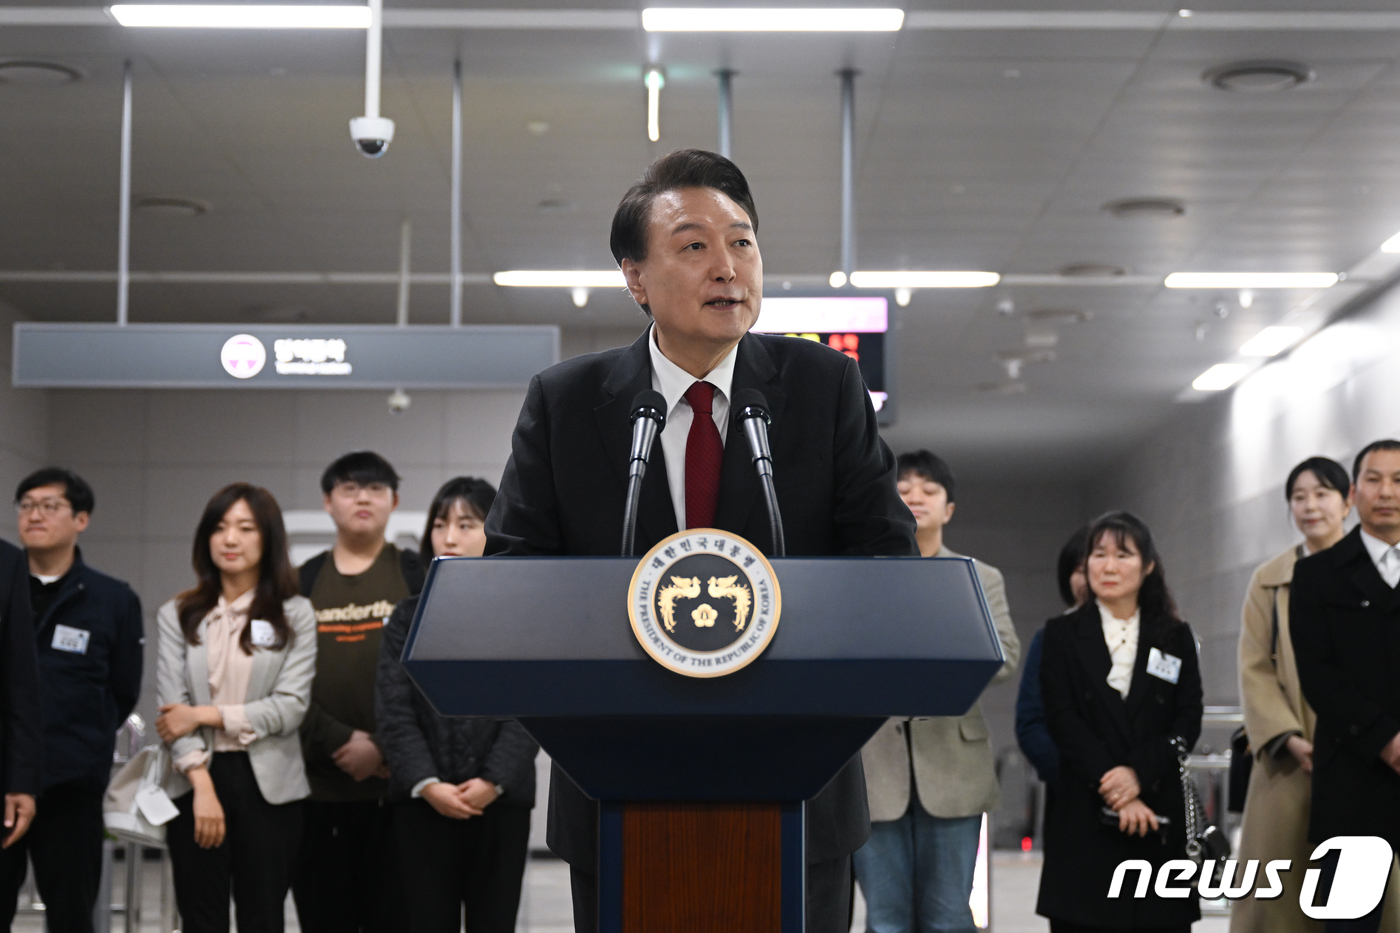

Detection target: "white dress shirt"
[1361, 528, 1400, 588]
[647, 325, 737, 531]
[1097, 601, 1140, 699]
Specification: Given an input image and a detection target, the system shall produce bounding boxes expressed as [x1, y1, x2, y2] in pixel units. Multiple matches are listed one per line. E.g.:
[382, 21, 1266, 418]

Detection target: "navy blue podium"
[403, 555, 1002, 932]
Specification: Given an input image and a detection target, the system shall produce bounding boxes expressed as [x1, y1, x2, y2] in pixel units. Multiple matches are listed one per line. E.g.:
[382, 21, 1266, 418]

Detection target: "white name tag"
[134, 785, 180, 827]
[51, 624, 90, 655]
[249, 620, 277, 648]
[1147, 647, 1182, 684]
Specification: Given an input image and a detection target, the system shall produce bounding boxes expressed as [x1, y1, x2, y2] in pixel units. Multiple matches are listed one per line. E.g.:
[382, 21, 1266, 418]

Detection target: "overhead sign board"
[12, 323, 559, 389]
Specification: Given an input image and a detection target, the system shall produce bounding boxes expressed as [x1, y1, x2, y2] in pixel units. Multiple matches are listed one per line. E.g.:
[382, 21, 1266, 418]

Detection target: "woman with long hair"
[375, 477, 538, 933]
[1230, 457, 1399, 933]
[155, 483, 316, 933]
[1036, 511, 1204, 933]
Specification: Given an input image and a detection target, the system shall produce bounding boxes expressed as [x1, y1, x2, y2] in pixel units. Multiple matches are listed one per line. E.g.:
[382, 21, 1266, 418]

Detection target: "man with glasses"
[293, 451, 423, 933]
[0, 468, 143, 933]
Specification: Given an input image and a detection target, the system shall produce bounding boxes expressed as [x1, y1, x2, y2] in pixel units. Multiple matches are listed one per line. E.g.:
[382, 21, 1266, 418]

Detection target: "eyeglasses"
[16, 498, 71, 517]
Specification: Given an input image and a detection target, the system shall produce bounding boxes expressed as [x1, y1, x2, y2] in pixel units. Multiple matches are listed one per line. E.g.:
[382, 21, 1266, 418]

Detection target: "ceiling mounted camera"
[349, 116, 395, 158]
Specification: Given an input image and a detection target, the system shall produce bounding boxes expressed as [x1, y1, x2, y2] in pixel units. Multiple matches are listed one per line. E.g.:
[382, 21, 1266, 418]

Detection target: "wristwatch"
[493, 783, 505, 798]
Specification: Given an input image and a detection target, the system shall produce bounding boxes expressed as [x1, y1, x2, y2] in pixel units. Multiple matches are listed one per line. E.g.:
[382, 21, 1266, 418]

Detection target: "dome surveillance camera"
[349, 115, 395, 159]
[387, 388, 411, 413]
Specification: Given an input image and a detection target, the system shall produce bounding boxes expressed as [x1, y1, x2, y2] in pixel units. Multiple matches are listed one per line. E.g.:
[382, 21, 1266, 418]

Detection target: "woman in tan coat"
[1231, 456, 1400, 933]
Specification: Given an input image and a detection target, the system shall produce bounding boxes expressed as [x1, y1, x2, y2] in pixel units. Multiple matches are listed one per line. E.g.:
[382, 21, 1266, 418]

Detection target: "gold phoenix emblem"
[657, 576, 701, 633]
[656, 574, 752, 633]
[708, 576, 751, 631]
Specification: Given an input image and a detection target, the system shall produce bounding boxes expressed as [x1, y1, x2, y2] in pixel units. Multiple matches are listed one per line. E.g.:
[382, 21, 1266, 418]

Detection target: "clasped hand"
[421, 778, 500, 821]
[156, 704, 221, 743]
[333, 730, 390, 782]
[1099, 765, 1158, 836]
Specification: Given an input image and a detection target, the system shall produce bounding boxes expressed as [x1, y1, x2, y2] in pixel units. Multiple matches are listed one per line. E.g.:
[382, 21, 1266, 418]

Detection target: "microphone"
[732, 388, 786, 557]
[622, 390, 667, 557]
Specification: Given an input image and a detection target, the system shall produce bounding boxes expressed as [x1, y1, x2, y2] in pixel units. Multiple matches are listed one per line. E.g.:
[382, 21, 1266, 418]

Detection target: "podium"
[403, 555, 1003, 932]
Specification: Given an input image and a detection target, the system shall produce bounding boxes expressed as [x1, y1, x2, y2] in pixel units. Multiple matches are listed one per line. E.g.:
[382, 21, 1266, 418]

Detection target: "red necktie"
[683, 381, 722, 528]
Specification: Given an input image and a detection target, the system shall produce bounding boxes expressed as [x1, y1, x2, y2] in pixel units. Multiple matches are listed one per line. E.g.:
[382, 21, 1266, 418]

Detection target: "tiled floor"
[12, 850, 1233, 932]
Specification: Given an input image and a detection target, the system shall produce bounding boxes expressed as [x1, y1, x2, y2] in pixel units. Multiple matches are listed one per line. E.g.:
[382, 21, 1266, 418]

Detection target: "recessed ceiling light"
[1058, 262, 1127, 278]
[1165, 272, 1337, 289]
[1239, 325, 1303, 357]
[642, 7, 905, 32]
[1026, 308, 1092, 325]
[108, 5, 371, 28]
[1102, 197, 1185, 219]
[850, 271, 1000, 288]
[135, 195, 211, 217]
[1204, 60, 1312, 93]
[1192, 363, 1249, 391]
[0, 60, 84, 84]
[493, 270, 625, 287]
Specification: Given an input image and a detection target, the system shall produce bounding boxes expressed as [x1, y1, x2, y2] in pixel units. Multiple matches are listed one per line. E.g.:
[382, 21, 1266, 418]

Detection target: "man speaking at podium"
[485, 149, 918, 931]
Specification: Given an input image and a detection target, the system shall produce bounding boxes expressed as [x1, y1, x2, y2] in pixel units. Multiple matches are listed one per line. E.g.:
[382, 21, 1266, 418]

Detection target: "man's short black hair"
[896, 450, 956, 503]
[16, 467, 95, 516]
[1353, 439, 1400, 482]
[609, 149, 759, 314]
[320, 451, 400, 494]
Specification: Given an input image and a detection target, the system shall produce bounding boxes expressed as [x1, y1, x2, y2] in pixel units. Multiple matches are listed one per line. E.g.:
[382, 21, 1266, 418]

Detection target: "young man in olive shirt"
[293, 452, 423, 933]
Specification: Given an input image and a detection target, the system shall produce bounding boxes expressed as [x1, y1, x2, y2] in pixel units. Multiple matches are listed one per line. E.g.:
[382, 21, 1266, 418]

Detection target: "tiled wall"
[0, 302, 49, 502]
[45, 385, 529, 728]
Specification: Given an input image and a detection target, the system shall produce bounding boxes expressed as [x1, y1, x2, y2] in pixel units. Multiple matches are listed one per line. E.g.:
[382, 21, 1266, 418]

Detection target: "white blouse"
[1098, 601, 1139, 699]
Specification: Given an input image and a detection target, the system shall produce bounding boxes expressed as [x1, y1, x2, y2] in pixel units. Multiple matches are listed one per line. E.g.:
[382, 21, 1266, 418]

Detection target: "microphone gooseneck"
[622, 389, 667, 557]
[732, 388, 786, 557]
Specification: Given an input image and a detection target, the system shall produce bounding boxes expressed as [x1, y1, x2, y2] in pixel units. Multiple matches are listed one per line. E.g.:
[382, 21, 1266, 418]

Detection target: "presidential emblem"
[628, 529, 781, 678]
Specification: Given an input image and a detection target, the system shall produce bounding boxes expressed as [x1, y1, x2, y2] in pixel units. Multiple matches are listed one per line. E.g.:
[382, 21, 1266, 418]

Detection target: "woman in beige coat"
[1232, 456, 1398, 933]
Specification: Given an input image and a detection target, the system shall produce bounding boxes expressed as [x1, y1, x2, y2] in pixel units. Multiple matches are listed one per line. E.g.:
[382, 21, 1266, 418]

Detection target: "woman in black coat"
[1036, 511, 1204, 933]
[375, 477, 539, 933]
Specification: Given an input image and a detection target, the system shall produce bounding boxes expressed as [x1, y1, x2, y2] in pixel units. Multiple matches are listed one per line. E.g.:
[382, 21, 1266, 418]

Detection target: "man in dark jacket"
[0, 469, 143, 933]
[1292, 439, 1400, 933]
[0, 538, 41, 852]
[485, 149, 917, 932]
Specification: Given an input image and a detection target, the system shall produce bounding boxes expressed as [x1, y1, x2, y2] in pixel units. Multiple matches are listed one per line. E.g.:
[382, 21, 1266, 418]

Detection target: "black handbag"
[1174, 736, 1232, 871]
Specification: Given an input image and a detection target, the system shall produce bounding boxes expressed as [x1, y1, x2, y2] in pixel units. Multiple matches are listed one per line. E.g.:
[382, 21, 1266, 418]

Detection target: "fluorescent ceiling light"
[493, 270, 626, 288]
[850, 271, 1000, 288]
[1381, 230, 1400, 253]
[1239, 325, 1303, 357]
[1192, 363, 1249, 391]
[645, 68, 664, 143]
[1164, 272, 1338, 289]
[108, 5, 371, 28]
[642, 7, 904, 31]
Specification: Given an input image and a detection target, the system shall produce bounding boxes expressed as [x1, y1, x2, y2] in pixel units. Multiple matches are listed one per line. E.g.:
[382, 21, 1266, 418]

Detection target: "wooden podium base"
[599, 801, 805, 932]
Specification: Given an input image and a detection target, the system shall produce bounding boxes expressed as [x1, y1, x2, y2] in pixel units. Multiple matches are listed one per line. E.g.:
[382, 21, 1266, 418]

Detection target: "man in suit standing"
[0, 538, 40, 853]
[857, 450, 1020, 933]
[1292, 438, 1400, 933]
[485, 148, 918, 932]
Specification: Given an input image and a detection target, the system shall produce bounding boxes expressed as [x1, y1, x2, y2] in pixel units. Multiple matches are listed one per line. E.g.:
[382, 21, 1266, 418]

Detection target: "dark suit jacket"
[0, 539, 42, 797]
[1290, 525, 1400, 847]
[485, 329, 917, 871]
[1037, 602, 1203, 929]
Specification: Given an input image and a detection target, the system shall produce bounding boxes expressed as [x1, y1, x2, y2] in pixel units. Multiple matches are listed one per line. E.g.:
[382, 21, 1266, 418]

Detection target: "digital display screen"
[752, 294, 892, 420]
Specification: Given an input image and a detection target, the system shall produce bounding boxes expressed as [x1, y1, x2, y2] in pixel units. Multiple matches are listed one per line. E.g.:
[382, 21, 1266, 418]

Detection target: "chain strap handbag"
[1173, 736, 1231, 871]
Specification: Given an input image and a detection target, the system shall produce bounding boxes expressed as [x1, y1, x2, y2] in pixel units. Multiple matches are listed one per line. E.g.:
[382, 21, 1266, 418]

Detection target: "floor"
[11, 850, 1233, 932]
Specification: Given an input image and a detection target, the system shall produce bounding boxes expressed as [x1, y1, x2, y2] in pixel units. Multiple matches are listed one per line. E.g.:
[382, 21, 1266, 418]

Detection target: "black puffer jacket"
[375, 595, 538, 806]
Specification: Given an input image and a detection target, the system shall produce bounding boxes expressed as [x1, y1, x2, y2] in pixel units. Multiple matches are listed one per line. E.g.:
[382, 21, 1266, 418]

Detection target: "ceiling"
[5, 1, 1400, 479]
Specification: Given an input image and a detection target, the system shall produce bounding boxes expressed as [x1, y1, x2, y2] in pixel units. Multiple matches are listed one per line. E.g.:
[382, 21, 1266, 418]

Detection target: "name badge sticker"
[51, 624, 90, 655]
[1147, 647, 1182, 684]
[249, 620, 277, 648]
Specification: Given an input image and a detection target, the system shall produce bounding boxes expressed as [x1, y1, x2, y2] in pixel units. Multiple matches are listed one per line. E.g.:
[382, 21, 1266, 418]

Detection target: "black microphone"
[622, 390, 667, 557]
[732, 388, 786, 557]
